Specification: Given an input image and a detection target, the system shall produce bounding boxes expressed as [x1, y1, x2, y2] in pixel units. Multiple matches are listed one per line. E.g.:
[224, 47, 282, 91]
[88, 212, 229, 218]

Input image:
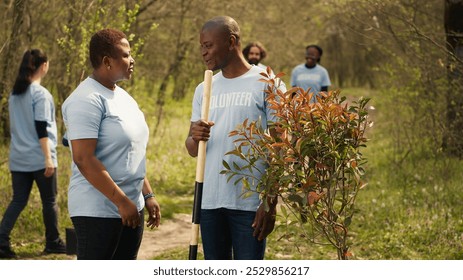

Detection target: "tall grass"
[138, 88, 197, 219]
[0, 145, 74, 259]
[264, 87, 463, 260]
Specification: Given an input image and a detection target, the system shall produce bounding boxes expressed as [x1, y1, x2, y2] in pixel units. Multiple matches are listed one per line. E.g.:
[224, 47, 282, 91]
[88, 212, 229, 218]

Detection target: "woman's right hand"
[43, 157, 55, 177]
[117, 198, 140, 228]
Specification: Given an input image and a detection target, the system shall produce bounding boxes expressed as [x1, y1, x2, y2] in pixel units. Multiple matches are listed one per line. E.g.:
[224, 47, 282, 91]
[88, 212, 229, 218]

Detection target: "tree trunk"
[443, 0, 463, 156]
[0, 0, 26, 141]
[152, 0, 194, 135]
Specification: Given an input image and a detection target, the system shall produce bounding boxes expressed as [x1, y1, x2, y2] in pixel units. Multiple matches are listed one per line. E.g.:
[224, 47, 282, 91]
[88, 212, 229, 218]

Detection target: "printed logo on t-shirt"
[297, 73, 321, 82]
[210, 92, 253, 110]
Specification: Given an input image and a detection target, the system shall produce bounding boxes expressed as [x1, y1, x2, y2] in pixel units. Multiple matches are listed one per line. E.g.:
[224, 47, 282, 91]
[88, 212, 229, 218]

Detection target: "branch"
[137, 0, 159, 16]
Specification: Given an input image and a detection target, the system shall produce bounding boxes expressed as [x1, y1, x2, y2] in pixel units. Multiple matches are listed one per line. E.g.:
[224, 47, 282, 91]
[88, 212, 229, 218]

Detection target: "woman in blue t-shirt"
[290, 44, 331, 102]
[62, 29, 161, 260]
[0, 49, 66, 259]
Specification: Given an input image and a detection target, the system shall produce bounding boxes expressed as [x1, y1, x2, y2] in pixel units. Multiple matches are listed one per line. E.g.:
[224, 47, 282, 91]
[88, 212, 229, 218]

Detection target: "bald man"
[185, 16, 282, 260]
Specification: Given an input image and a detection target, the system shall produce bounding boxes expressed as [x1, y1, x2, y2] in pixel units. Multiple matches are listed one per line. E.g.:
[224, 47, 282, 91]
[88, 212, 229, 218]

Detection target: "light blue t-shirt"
[62, 77, 149, 218]
[8, 83, 58, 172]
[290, 64, 331, 102]
[191, 66, 283, 211]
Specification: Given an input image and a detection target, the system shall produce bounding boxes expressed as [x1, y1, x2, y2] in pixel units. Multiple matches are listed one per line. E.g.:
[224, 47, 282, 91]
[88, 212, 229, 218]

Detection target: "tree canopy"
[1, 0, 459, 158]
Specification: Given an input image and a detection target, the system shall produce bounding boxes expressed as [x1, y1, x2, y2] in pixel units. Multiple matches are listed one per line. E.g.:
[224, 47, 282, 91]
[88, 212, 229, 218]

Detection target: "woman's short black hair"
[89, 28, 127, 69]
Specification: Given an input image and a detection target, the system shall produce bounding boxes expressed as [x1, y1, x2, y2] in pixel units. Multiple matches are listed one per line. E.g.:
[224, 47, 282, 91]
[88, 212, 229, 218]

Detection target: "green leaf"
[280, 205, 288, 217]
[241, 191, 253, 199]
[226, 173, 236, 183]
[344, 217, 352, 227]
[243, 179, 251, 190]
[287, 194, 304, 205]
[222, 160, 231, 170]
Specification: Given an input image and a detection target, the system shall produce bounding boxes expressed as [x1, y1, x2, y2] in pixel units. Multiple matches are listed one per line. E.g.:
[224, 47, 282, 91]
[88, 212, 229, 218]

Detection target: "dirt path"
[137, 213, 192, 260]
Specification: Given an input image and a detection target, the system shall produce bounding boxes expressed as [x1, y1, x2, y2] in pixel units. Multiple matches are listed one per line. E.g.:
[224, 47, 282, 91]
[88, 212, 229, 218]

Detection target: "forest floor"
[137, 213, 192, 260]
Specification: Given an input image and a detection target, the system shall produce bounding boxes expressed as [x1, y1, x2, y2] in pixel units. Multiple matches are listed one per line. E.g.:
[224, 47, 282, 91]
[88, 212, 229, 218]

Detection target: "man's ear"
[229, 35, 237, 50]
[102, 56, 111, 70]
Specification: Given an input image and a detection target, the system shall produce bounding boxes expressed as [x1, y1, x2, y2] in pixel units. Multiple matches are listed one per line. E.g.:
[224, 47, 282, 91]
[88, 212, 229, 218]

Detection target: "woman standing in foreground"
[62, 28, 161, 260]
[0, 49, 66, 259]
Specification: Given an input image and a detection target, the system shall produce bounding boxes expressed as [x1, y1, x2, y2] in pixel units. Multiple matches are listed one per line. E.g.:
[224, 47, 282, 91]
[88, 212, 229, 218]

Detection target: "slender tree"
[0, 0, 26, 140]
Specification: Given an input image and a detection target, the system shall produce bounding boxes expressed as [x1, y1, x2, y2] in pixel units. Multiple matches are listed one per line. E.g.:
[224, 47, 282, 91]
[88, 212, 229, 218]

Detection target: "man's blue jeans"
[0, 170, 60, 247]
[71, 210, 144, 260]
[200, 208, 266, 260]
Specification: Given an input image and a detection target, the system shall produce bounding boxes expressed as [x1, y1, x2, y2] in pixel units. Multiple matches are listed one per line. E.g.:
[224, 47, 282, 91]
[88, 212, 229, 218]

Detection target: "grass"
[153, 247, 205, 260]
[1, 86, 463, 260]
[349, 141, 463, 259]
[0, 145, 74, 259]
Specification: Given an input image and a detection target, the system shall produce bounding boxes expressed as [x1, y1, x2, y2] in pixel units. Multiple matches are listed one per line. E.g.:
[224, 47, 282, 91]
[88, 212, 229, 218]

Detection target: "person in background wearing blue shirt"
[62, 28, 161, 260]
[0, 49, 66, 259]
[290, 44, 331, 102]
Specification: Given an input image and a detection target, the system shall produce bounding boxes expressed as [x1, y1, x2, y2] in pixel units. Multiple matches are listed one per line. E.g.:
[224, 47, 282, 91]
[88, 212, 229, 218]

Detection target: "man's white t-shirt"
[191, 66, 283, 211]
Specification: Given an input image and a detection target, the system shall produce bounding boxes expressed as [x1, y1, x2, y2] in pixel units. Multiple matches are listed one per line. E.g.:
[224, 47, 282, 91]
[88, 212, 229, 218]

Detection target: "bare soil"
[137, 213, 192, 260]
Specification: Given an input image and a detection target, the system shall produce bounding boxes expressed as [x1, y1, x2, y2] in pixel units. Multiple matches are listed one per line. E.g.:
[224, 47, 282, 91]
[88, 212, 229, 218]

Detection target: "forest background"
[1, 0, 463, 260]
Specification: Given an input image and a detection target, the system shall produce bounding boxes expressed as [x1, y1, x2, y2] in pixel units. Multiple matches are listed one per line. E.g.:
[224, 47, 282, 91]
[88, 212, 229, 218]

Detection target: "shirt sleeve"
[322, 68, 331, 87]
[290, 68, 296, 87]
[265, 80, 286, 124]
[190, 83, 203, 122]
[35, 120, 48, 139]
[63, 94, 104, 140]
[32, 87, 53, 122]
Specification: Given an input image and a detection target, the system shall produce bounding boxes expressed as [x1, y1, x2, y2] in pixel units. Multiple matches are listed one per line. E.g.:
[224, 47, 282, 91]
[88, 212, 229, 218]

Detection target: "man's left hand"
[252, 198, 277, 241]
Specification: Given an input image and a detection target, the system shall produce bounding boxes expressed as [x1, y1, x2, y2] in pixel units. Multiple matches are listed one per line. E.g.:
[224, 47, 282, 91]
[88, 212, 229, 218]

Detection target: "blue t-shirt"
[62, 77, 149, 218]
[8, 83, 58, 172]
[191, 66, 283, 211]
[290, 64, 331, 102]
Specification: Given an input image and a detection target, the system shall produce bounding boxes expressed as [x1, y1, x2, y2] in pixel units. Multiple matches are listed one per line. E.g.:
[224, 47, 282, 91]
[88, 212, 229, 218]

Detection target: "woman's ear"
[40, 61, 49, 76]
